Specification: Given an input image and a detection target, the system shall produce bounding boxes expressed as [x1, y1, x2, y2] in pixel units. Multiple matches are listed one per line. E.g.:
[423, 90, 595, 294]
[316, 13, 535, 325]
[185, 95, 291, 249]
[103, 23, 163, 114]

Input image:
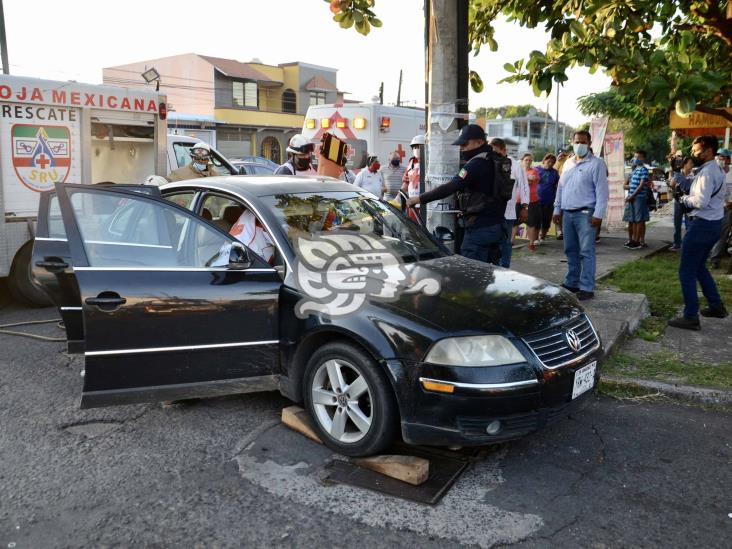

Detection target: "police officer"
[167, 142, 219, 182]
[407, 124, 505, 263]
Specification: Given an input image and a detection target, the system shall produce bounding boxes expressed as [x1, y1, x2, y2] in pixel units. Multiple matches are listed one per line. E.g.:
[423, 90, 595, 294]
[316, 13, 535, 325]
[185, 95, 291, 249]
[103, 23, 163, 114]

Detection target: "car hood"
[378, 255, 583, 337]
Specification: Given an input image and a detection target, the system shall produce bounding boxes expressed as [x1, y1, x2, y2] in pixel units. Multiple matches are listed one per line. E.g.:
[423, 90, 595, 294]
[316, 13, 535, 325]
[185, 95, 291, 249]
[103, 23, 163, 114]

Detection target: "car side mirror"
[228, 242, 252, 270]
[433, 226, 454, 243]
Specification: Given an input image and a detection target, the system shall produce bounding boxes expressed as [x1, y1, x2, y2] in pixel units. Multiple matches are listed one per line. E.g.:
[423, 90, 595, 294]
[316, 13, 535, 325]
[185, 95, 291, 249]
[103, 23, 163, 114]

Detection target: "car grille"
[522, 314, 599, 369]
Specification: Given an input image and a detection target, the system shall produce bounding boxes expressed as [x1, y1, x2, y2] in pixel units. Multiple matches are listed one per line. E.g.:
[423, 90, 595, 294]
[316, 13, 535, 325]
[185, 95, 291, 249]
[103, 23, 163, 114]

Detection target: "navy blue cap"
[452, 124, 486, 146]
[716, 147, 731, 157]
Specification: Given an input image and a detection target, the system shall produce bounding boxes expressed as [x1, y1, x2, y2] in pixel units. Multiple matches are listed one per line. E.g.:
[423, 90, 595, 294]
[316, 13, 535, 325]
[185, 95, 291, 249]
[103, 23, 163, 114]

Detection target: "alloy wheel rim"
[311, 358, 373, 444]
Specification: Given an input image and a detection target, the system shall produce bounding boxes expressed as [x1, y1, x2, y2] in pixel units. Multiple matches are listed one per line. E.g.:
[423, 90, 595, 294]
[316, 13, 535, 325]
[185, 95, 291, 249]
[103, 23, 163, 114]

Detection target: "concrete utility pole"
[424, 0, 469, 241]
[0, 0, 9, 75]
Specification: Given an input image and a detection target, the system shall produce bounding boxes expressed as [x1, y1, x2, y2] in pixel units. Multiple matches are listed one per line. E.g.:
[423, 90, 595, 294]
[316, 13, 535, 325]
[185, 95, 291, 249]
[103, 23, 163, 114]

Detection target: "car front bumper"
[385, 348, 603, 447]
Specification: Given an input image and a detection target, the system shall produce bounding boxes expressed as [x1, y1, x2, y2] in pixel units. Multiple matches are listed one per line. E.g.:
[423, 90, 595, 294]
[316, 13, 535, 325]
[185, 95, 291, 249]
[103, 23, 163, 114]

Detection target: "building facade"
[103, 54, 340, 163]
[481, 115, 573, 156]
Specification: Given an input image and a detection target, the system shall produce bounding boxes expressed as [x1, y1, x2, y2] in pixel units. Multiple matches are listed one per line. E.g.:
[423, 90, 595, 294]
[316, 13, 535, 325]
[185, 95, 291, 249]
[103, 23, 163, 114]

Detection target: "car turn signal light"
[321, 118, 331, 129]
[305, 119, 316, 129]
[420, 379, 455, 394]
[353, 117, 366, 129]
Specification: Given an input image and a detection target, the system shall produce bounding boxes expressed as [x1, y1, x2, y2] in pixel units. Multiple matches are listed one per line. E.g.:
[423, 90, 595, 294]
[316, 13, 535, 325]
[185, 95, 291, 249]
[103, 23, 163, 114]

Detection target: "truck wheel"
[8, 240, 52, 307]
[303, 341, 398, 457]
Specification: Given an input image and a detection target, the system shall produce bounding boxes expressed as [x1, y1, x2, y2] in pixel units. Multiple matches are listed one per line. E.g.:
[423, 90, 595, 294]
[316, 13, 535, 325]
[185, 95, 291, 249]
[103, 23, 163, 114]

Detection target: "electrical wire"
[0, 319, 65, 342]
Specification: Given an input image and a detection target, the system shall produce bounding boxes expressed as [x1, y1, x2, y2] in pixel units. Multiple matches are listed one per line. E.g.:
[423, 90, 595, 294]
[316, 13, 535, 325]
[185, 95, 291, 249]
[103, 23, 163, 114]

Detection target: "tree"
[475, 104, 551, 119]
[325, 0, 732, 121]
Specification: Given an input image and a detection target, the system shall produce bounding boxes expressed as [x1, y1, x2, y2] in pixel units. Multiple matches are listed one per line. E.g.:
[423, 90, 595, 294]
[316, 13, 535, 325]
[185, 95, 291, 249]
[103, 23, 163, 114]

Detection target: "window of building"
[309, 91, 326, 106]
[282, 89, 297, 113]
[487, 123, 503, 136]
[512, 120, 528, 138]
[233, 81, 258, 108]
[261, 136, 281, 164]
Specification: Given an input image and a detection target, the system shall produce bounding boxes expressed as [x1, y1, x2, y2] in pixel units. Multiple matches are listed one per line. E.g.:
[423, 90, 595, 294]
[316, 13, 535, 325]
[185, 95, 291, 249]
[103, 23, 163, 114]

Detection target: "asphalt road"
[1, 300, 730, 548]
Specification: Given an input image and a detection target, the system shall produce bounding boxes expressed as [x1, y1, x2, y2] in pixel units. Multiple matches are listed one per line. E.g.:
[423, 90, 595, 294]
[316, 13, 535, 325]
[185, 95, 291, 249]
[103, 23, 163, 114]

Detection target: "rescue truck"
[301, 102, 425, 170]
[0, 75, 236, 306]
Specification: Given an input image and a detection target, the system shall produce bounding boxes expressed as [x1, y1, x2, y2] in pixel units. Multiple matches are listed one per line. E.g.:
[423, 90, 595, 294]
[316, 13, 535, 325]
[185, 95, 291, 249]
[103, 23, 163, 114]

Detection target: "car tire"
[303, 341, 398, 457]
[8, 240, 52, 308]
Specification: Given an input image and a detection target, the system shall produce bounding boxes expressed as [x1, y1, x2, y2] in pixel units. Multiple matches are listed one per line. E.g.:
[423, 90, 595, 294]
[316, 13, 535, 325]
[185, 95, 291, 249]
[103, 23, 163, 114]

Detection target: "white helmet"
[144, 175, 169, 186]
[287, 134, 315, 155]
[190, 142, 212, 162]
[410, 134, 425, 147]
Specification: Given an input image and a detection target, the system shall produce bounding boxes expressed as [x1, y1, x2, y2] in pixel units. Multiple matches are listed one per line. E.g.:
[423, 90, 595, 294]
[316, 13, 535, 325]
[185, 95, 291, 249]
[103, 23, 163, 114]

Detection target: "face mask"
[193, 162, 207, 171]
[370, 162, 381, 172]
[390, 159, 400, 167]
[633, 158, 644, 166]
[295, 156, 311, 170]
[461, 147, 483, 162]
[573, 143, 589, 157]
[692, 154, 705, 167]
[412, 148, 420, 159]
[716, 158, 727, 168]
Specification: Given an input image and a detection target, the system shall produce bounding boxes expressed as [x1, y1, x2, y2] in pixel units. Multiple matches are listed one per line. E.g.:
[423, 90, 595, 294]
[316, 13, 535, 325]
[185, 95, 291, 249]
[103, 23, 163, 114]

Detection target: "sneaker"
[528, 243, 536, 252]
[595, 236, 601, 244]
[669, 245, 681, 251]
[537, 238, 543, 245]
[700, 305, 728, 318]
[561, 283, 580, 293]
[623, 239, 632, 246]
[667, 316, 701, 331]
[627, 242, 642, 250]
[577, 290, 595, 301]
[640, 242, 648, 248]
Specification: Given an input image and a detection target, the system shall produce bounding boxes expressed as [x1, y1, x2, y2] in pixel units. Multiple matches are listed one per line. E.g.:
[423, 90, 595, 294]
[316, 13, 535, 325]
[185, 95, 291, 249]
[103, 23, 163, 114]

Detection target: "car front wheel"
[303, 342, 397, 457]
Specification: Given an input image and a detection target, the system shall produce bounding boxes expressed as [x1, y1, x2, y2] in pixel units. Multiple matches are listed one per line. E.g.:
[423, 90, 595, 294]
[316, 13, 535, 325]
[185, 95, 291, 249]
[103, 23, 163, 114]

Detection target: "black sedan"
[32, 176, 602, 456]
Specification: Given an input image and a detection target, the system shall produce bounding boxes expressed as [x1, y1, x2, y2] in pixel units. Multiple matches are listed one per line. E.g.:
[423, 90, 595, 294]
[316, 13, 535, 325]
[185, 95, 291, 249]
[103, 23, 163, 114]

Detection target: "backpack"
[493, 155, 515, 202]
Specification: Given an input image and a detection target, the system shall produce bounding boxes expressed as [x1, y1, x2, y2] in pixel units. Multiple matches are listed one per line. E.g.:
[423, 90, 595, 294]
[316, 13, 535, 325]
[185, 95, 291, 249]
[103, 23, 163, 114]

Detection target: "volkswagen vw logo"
[565, 329, 582, 352]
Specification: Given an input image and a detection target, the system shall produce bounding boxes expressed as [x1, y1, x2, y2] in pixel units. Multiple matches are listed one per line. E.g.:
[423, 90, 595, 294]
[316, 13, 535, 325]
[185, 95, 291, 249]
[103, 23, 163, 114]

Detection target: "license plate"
[572, 361, 597, 399]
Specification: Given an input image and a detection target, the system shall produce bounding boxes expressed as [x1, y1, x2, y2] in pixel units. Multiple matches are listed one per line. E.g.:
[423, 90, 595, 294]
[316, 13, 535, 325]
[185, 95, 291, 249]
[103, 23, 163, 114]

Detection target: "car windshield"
[261, 191, 446, 262]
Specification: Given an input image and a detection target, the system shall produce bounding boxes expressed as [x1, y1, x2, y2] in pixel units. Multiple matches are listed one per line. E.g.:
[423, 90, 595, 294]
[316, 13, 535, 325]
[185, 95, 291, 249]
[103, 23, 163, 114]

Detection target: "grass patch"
[604, 251, 732, 338]
[603, 351, 732, 390]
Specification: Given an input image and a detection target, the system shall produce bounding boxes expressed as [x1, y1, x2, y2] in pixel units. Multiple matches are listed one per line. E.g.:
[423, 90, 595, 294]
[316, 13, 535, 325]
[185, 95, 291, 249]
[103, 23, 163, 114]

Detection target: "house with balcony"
[103, 54, 340, 163]
[481, 115, 574, 157]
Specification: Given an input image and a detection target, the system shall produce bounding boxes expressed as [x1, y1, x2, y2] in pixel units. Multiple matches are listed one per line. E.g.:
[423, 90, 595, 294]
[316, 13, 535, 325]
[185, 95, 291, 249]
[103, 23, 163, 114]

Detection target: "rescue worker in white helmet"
[275, 134, 317, 176]
[167, 142, 220, 182]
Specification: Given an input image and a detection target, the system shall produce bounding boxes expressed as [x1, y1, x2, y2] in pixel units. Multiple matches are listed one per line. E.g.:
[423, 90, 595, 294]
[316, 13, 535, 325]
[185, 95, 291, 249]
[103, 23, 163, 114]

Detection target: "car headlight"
[424, 335, 525, 367]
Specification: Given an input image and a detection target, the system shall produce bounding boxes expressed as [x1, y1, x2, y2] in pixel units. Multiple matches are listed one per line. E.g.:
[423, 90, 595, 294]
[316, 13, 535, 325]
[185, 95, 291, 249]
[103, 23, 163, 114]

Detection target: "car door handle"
[35, 259, 69, 271]
[85, 293, 127, 311]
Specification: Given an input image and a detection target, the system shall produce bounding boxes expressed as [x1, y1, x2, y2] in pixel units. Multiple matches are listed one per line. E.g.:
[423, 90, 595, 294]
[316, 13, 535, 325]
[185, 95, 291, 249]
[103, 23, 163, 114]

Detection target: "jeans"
[461, 223, 503, 264]
[673, 200, 685, 248]
[562, 210, 596, 291]
[680, 217, 723, 318]
[709, 209, 731, 260]
[499, 219, 514, 268]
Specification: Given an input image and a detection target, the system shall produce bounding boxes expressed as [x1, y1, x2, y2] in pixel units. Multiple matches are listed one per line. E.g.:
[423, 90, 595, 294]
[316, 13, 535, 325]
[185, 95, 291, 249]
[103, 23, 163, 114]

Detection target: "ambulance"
[301, 102, 425, 170]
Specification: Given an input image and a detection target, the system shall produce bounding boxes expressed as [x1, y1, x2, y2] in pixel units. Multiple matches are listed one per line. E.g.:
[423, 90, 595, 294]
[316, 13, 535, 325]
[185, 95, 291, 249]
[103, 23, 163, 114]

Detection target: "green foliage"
[475, 104, 551, 119]
[604, 351, 732, 389]
[326, 1, 732, 119]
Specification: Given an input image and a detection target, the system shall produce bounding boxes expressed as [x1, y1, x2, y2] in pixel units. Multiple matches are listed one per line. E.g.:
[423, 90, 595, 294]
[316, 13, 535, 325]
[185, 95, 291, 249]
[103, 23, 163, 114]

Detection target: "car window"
[48, 195, 66, 239]
[171, 142, 237, 175]
[66, 189, 233, 268]
[165, 191, 196, 210]
[261, 191, 445, 262]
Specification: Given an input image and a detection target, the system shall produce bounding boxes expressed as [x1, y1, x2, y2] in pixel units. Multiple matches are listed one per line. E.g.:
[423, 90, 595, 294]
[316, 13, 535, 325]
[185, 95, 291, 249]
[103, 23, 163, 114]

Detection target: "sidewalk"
[507, 223, 732, 408]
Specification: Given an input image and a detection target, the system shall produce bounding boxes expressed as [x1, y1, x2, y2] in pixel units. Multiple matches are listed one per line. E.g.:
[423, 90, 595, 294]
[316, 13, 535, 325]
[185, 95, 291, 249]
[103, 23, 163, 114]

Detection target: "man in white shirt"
[353, 156, 387, 198]
[490, 138, 529, 268]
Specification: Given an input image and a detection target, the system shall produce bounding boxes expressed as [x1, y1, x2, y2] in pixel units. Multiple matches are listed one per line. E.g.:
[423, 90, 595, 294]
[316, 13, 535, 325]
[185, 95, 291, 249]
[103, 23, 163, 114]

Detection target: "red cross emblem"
[35, 154, 50, 169]
[396, 144, 406, 162]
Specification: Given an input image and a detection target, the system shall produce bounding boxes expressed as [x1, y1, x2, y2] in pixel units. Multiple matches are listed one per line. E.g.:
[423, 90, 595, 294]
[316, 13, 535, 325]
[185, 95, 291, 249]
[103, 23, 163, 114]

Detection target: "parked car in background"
[229, 156, 278, 175]
[33, 176, 602, 457]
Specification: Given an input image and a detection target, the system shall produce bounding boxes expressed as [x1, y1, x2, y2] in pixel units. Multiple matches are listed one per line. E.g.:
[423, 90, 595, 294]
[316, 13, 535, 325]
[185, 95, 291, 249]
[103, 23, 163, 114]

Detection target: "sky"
[3, 0, 611, 126]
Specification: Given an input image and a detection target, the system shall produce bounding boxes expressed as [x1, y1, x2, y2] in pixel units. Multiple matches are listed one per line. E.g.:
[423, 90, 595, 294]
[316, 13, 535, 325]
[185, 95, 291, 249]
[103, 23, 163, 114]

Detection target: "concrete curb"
[600, 375, 732, 407]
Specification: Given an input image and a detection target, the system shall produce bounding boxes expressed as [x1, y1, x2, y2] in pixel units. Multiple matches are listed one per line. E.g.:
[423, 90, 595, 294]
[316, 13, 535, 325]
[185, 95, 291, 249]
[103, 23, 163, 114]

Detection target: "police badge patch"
[458, 168, 468, 179]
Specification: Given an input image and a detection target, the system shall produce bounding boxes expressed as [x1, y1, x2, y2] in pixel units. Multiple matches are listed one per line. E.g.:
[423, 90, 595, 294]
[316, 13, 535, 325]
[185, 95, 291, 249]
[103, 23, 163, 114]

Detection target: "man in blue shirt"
[622, 150, 650, 250]
[552, 130, 609, 300]
[668, 135, 729, 330]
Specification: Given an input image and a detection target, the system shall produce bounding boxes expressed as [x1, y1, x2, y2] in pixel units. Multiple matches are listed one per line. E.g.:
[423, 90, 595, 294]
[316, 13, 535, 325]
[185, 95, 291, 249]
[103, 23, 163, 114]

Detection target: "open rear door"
[53, 182, 282, 408]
